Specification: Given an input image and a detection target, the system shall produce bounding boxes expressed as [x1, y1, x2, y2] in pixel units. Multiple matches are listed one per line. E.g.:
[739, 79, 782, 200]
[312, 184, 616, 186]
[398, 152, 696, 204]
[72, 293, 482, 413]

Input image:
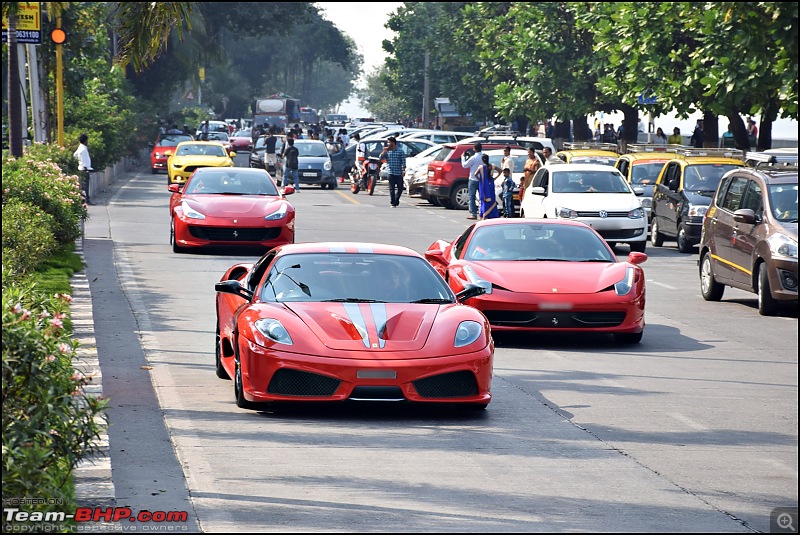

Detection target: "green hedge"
[2, 200, 58, 276]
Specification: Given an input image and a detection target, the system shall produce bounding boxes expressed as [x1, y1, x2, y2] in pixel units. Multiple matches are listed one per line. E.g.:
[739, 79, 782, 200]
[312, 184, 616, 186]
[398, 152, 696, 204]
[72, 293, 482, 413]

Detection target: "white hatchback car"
[519, 163, 647, 252]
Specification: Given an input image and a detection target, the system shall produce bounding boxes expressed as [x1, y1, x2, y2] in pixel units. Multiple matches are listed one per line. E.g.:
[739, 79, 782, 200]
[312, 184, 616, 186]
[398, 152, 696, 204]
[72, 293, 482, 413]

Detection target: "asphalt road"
[81, 156, 798, 532]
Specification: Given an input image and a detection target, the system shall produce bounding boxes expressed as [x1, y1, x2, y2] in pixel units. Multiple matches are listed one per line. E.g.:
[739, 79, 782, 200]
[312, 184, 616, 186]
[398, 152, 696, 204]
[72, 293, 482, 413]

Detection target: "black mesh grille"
[482, 310, 625, 328]
[413, 371, 478, 398]
[267, 369, 341, 396]
[594, 228, 645, 239]
[189, 226, 281, 241]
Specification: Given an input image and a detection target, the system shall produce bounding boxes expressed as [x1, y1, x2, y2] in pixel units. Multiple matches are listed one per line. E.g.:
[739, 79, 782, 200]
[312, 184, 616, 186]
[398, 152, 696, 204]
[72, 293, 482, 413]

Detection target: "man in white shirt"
[500, 145, 515, 174]
[73, 133, 93, 204]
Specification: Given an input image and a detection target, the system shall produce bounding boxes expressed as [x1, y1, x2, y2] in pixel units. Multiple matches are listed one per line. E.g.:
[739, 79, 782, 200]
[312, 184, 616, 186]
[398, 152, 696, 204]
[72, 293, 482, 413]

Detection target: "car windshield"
[552, 171, 631, 193]
[157, 134, 192, 147]
[207, 132, 229, 141]
[683, 164, 740, 191]
[768, 183, 798, 222]
[176, 144, 227, 157]
[185, 170, 278, 195]
[630, 162, 667, 185]
[464, 224, 616, 262]
[296, 143, 330, 158]
[260, 253, 454, 303]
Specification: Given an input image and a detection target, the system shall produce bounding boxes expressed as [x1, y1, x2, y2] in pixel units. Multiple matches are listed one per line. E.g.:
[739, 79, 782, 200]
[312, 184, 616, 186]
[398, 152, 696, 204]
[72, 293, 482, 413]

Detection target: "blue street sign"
[638, 94, 658, 105]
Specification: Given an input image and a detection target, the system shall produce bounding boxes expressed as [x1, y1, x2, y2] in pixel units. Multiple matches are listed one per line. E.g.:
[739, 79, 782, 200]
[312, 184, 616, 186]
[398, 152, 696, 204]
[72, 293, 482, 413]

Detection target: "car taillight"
[442, 163, 453, 173]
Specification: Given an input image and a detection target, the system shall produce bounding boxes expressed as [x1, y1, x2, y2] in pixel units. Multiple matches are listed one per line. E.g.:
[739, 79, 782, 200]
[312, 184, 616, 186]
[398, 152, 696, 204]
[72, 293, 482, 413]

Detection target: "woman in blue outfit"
[477, 154, 499, 220]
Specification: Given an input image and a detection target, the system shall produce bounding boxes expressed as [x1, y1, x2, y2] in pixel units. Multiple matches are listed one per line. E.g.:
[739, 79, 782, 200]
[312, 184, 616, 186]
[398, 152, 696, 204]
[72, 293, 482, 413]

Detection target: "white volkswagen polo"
[519, 163, 647, 252]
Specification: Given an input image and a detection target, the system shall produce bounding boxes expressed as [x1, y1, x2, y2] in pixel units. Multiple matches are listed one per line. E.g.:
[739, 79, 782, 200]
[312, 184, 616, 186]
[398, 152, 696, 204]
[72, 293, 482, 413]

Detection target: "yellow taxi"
[166, 141, 236, 185]
[615, 144, 684, 222]
[555, 142, 619, 166]
[650, 148, 744, 252]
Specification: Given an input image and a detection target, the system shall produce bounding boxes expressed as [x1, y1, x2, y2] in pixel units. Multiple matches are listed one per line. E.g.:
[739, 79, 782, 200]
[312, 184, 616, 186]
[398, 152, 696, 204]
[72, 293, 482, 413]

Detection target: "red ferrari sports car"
[168, 167, 295, 253]
[425, 219, 647, 343]
[214, 242, 494, 410]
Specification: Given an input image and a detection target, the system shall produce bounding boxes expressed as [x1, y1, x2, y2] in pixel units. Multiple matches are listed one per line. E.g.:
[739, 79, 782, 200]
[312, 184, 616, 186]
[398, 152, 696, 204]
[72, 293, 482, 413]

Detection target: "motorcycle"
[350, 156, 382, 195]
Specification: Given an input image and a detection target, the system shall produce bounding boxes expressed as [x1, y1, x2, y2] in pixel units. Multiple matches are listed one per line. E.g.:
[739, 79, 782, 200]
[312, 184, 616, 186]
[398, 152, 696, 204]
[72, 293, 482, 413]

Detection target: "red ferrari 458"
[169, 167, 295, 253]
[425, 219, 647, 343]
[214, 242, 494, 410]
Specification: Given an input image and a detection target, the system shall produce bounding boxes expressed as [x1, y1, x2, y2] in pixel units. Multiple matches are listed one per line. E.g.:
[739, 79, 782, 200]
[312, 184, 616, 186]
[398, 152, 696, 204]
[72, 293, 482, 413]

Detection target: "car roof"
[557, 150, 619, 157]
[176, 140, 226, 146]
[473, 218, 597, 230]
[681, 156, 744, 165]
[738, 167, 799, 184]
[273, 242, 421, 257]
[483, 148, 528, 155]
[620, 152, 676, 162]
[547, 163, 625, 173]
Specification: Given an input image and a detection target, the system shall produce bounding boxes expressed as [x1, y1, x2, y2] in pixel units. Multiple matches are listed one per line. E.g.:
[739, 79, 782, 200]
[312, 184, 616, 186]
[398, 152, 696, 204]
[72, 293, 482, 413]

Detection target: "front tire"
[215, 323, 230, 379]
[367, 175, 376, 195]
[757, 265, 779, 316]
[170, 219, 185, 254]
[234, 353, 259, 410]
[651, 218, 664, 247]
[700, 252, 725, 301]
[677, 223, 694, 253]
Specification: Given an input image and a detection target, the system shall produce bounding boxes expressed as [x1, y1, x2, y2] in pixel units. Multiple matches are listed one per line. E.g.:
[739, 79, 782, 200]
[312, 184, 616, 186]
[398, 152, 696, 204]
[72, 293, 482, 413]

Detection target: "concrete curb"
[70, 242, 116, 510]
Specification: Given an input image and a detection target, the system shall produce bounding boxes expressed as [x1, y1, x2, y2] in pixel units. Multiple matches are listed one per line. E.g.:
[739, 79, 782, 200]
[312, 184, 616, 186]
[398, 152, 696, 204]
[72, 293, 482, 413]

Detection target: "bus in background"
[252, 94, 301, 140]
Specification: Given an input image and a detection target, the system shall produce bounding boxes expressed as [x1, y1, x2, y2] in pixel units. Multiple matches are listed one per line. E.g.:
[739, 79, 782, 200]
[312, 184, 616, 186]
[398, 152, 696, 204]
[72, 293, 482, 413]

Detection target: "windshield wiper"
[410, 298, 453, 304]
[219, 192, 248, 195]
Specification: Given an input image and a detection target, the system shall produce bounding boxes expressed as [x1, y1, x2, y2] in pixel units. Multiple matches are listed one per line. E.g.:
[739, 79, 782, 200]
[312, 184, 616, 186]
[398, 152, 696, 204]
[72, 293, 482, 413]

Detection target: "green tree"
[360, 65, 408, 121]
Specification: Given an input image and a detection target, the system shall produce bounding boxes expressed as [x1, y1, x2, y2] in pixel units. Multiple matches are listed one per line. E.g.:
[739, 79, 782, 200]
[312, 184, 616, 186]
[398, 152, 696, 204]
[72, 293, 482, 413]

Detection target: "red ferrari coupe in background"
[168, 167, 295, 253]
[425, 219, 647, 343]
[214, 242, 494, 410]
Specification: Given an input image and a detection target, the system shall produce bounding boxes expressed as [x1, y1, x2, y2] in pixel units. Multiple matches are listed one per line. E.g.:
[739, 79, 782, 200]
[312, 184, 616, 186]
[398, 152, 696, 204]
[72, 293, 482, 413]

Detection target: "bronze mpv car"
[698, 166, 798, 315]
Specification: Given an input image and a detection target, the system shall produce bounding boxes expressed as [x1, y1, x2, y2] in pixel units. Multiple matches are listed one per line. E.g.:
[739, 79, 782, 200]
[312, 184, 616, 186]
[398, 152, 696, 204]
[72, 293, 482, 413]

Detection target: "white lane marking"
[648, 280, 678, 290]
[668, 412, 708, 431]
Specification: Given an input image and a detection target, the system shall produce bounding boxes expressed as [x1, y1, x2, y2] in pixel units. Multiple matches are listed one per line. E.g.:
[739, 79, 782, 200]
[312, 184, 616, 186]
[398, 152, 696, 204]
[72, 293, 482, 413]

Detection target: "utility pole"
[422, 50, 430, 127]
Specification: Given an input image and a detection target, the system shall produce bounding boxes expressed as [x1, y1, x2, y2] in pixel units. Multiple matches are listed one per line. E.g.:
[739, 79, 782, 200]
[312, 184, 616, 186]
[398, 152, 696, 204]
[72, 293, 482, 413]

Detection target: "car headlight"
[264, 203, 288, 221]
[640, 198, 652, 209]
[454, 320, 482, 347]
[255, 318, 293, 345]
[614, 267, 636, 296]
[767, 234, 798, 260]
[324, 161, 332, 171]
[180, 200, 206, 220]
[687, 204, 707, 218]
[154, 152, 162, 158]
[556, 207, 578, 219]
[628, 207, 645, 219]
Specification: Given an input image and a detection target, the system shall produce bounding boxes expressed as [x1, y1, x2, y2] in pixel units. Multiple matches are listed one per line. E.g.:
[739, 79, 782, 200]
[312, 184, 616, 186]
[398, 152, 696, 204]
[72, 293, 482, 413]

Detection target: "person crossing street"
[381, 136, 406, 208]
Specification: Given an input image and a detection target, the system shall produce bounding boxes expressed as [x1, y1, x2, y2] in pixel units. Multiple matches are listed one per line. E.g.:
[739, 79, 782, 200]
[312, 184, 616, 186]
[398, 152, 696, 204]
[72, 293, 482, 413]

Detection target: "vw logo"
[599, 210, 608, 218]
[551, 317, 559, 326]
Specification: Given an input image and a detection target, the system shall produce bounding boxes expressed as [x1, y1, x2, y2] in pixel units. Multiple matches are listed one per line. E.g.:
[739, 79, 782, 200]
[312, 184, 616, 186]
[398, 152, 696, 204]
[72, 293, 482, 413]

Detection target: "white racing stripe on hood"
[342, 303, 370, 348]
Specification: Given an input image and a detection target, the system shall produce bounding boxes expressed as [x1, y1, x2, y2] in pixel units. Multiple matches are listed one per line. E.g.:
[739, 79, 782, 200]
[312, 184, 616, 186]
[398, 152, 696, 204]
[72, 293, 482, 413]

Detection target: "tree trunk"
[7, 12, 24, 158]
[619, 104, 639, 153]
[758, 99, 778, 151]
[554, 120, 570, 151]
[572, 117, 591, 141]
[727, 112, 750, 151]
[702, 111, 718, 149]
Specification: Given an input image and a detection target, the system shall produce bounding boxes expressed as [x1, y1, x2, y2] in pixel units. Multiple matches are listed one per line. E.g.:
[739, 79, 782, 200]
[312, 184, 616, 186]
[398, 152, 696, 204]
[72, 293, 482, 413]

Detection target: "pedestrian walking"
[667, 127, 683, 145]
[655, 127, 668, 146]
[690, 120, 704, 148]
[263, 129, 278, 174]
[200, 120, 210, 141]
[73, 133, 93, 205]
[381, 136, 406, 207]
[283, 137, 300, 190]
[499, 167, 515, 218]
[518, 147, 542, 203]
[461, 142, 484, 220]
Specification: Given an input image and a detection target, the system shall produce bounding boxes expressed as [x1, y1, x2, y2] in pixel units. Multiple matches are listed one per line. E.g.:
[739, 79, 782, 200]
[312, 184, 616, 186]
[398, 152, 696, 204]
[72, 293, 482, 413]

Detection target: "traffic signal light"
[51, 28, 66, 45]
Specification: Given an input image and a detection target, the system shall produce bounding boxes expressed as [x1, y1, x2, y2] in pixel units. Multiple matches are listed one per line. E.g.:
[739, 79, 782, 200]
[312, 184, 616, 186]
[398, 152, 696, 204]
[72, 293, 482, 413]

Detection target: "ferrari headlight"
[264, 203, 288, 221]
[768, 234, 798, 260]
[154, 152, 163, 158]
[614, 267, 636, 296]
[687, 204, 707, 218]
[556, 207, 578, 219]
[323, 161, 332, 171]
[628, 207, 645, 219]
[454, 321, 482, 347]
[180, 200, 206, 220]
[255, 318, 293, 345]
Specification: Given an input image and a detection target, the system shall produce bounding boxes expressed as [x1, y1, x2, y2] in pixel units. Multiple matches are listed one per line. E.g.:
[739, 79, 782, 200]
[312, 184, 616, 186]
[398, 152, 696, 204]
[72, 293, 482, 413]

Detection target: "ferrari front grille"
[413, 371, 478, 398]
[189, 226, 281, 242]
[482, 310, 626, 328]
[594, 228, 644, 239]
[267, 368, 341, 396]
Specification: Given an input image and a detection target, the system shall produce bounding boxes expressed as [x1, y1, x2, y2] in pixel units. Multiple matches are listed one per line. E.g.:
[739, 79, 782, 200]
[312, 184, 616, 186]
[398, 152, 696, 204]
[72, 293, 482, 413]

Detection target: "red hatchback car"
[425, 218, 648, 343]
[168, 167, 295, 253]
[425, 142, 523, 210]
[151, 133, 193, 174]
